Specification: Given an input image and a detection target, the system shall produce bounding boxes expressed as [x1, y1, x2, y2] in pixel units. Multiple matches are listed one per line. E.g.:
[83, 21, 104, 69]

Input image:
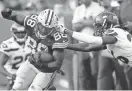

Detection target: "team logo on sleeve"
[1, 43, 8, 48]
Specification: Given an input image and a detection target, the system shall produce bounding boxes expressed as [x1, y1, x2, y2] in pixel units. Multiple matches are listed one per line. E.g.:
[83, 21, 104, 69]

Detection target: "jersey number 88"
[26, 15, 38, 27]
[27, 19, 36, 27]
[54, 32, 67, 41]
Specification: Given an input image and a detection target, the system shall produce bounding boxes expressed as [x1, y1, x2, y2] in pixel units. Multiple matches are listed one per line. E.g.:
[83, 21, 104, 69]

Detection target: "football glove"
[7, 74, 16, 85]
[1, 8, 12, 19]
[11, 74, 16, 81]
[56, 25, 67, 34]
[11, 74, 16, 84]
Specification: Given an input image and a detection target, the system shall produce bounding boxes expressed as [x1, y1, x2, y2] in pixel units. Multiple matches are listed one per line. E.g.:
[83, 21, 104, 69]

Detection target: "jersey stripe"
[4, 48, 19, 52]
[52, 42, 68, 49]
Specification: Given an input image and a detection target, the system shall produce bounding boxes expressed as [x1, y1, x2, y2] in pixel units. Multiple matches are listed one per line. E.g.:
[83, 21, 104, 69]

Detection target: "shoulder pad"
[0, 41, 11, 53]
[24, 14, 38, 28]
[0, 42, 8, 49]
[104, 28, 118, 36]
[0, 38, 19, 52]
[28, 14, 38, 20]
[0, 38, 19, 55]
[0, 38, 13, 49]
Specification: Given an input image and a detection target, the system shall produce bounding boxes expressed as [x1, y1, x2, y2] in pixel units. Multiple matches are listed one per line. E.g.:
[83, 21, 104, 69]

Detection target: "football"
[33, 51, 54, 63]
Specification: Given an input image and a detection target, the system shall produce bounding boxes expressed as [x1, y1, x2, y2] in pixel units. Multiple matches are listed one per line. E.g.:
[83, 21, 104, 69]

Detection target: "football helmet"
[10, 23, 27, 43]
[93, 11, 119, 36]
[35, 9, 59, 39]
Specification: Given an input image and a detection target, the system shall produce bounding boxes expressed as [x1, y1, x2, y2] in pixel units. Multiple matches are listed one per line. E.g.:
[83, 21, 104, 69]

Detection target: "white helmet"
[35, 9, 59, 39]
[38, 9, 59, 28]
[10, 23, 27, 43]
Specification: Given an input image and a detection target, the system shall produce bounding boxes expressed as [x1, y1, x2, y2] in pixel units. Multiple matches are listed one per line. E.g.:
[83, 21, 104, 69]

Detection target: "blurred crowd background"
[0, 0, 132, 90]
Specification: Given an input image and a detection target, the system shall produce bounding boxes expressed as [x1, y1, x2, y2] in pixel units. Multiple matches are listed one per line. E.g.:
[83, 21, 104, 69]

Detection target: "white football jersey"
[105, 27, 132, 66]
[0, 37, 32, 74]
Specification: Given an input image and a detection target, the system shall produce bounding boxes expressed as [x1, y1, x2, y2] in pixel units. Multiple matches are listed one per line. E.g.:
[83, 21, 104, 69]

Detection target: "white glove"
[56, 25, 66, 34]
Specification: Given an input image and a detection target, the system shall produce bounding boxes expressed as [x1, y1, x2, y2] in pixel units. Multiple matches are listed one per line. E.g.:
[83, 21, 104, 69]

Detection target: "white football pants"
[12, 60, 55, 90]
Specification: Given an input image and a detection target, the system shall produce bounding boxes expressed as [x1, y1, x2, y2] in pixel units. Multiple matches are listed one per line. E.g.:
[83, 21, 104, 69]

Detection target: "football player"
[1, 8, 68, 90]
[58, 11, 132, 66]
[0, 23, 31, 90]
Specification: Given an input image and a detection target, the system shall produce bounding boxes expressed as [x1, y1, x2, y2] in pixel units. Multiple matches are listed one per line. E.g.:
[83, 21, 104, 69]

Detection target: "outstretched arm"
[57, 25, 117, 45]
[1, 8, 26, 26]
[66, 43, 106, 52]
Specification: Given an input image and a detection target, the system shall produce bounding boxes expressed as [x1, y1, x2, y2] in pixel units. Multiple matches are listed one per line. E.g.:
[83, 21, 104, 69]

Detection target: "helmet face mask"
[93, 18, 107, 36]
[11, 23, 27, 43]
[94, 23, 104, 36]
[34, 22, 54, 39]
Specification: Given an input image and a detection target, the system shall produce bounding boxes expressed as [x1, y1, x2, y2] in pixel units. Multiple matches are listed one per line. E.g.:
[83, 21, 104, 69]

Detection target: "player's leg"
[5, 67, 17, 90]
[90, 51, 99, 90]
[22, 64, 38, 90]
[97, 52, 115, 90]
[124, 65, 132, 90]
[28, 71, 56, 90]
[12, 61, 36, 90]
[77, 51, 92, 90]
[114, 61, 128, 90]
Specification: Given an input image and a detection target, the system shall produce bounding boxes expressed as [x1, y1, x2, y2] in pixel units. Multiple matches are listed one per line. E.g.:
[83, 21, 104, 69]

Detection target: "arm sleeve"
[10, 11, 26, 26]
[24, 14, 38, 31]
[72, 31, 103, 45]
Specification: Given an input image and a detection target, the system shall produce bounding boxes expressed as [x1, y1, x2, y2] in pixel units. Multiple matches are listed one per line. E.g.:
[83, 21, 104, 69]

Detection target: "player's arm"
[66, 31, 117, 45]
[44, 32, 67, 71]
[47, 49, 64, 72]
[66, 43, 106, 52]
[58, 26, 117, 45]
[0, 52, 12, 78]
[1, 8, 25, 26]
